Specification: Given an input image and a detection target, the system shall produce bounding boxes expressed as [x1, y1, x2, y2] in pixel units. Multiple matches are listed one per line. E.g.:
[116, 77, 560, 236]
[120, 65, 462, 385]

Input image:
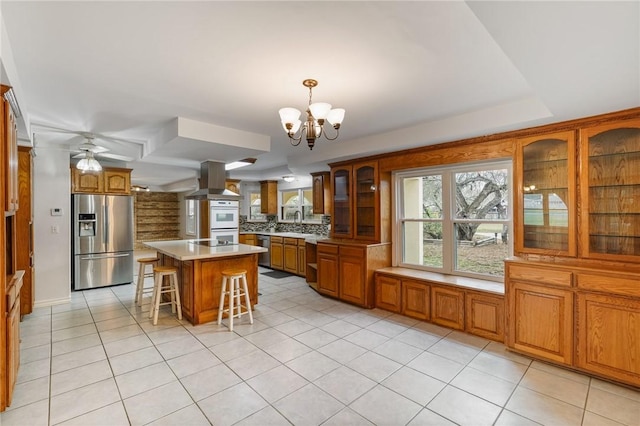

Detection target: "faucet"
[294, 210, 302, 225]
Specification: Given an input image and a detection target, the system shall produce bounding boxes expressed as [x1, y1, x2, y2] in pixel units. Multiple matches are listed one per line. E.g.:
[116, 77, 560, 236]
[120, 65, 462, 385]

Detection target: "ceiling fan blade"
[97, 152, 135, 162]
[76, 142, 109, 153]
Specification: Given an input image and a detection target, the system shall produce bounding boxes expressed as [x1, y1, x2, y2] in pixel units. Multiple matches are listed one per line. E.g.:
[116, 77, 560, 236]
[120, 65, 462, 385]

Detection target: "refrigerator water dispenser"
[78, 213, 96, 237]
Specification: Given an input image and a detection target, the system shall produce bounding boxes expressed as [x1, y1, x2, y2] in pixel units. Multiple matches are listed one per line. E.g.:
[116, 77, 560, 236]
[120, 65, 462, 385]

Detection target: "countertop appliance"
[210, 200, 240, 244]
[256, 234, 271, 267]
[72, 194, 134, 290]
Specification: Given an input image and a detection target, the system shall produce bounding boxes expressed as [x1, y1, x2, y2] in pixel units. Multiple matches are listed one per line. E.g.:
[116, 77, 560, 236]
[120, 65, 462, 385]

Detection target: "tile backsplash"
[240, 215, 330, 236]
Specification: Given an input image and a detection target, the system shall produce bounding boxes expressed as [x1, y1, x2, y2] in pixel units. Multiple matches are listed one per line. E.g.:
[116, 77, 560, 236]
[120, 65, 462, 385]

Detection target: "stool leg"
[172, 272, 183, 320]
[242, 274, 253, 324]
[149, 272, 158, 319]
[152, 273, 163, 326]
[228, 277, 235, 332]
[135, 263, 145, 306]
[235, 277, 242, 319]
[169, 273, 176, 314]
[218, 276, 227, 325]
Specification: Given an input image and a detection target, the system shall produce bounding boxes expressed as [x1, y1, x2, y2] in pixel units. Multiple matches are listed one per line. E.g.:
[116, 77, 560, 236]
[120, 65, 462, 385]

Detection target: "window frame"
[393, 159, 513, 282]
[247, 189, 267, 222]
[278, 187, 322, 223]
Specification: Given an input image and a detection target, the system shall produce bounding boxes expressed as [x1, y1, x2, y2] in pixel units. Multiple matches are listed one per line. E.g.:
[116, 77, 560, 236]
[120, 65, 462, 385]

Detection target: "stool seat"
[218, 269, 252, 331]
[221, 268, 247, 277]
[149, 265, 182, 325]
[135, 257, 159, 307]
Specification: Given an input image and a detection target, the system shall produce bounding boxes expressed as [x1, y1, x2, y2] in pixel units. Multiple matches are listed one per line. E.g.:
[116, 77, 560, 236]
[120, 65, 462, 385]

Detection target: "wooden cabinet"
[311, 171, 331, 215]
[330, 160, 389, 242]
[225, 179, 240, 195]
[297, 239, 306, 276]
[506, 262, 574, 365]
[375, 274, 402, 313]
[260, 180, 277, 215]
[270, 236, 283, 270]
[2, 87, 18, 213]
[514, 131, 576, 256]
[402, 280, 431, 320]
[283, 237, 298, 274]
[317, 241, 391, 308]
[339, 246, 367, 305]
[17, 147, 34, 315]
[4, 271, 23, 408]
[331, 166, 352, 238]
[317, 243, 339, 297]
[431, 285, 465, 331]
[576, 292, 640, 385]
[579, 119, 640, 261]
[71, 167, 132, 194]
[465, 291, 504, 342]
[240, 234, 256, 246]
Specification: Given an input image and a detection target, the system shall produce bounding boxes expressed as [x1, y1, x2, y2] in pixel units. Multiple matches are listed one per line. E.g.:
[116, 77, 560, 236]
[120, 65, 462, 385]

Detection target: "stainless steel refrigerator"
[72, 194, 134, 290]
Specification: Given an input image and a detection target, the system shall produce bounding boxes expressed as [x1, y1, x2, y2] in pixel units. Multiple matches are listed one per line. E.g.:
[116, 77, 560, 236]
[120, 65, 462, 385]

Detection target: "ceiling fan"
[70, 133, 135, 162]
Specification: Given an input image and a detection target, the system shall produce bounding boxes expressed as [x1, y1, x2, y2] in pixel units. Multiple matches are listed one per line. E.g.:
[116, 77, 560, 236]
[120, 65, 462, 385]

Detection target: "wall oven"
[209, 200, 239, 242]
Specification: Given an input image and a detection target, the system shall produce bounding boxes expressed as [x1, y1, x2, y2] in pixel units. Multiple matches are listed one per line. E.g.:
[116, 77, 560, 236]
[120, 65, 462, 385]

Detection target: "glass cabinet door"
[515, 131, 576, 256]
[354, 162, 379, 240]
[580, 119, 640, 260]
[331, 167, 352, 238]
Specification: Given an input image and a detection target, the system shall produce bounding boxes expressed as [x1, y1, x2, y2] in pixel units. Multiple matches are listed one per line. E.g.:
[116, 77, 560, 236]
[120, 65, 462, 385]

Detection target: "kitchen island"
[144, 239, 267, 325]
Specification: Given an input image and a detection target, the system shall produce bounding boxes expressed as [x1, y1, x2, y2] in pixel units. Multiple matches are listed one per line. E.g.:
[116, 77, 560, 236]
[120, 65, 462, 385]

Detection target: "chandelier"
[76, 151, 102, 172]
[279, 79, 345, 150]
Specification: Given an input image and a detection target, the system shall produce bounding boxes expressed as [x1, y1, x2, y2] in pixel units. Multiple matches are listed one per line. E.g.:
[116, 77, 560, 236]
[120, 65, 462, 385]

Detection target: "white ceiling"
[1, 1, 638, 190]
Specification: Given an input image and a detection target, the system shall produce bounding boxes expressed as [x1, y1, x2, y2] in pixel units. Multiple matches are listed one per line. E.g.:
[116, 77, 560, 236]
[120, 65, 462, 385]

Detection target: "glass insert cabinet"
[580, 119, 640, 261]
[515, 131, 576, 256]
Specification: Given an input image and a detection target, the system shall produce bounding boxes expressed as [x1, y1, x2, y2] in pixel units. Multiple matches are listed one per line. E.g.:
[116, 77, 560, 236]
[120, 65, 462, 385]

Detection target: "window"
[280, 188, 322, 222]
[248, 191, 266, 221]
[395, 160, 511, 280]
[185, 199, 197, 235]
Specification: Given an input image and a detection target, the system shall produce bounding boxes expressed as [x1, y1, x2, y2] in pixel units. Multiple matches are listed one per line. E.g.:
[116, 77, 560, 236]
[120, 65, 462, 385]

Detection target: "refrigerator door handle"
[104, 203, 109, 245]
[80, 253, 131, 261]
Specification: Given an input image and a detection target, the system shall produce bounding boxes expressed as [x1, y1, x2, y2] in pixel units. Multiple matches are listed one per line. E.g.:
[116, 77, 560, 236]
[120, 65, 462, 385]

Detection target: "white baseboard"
[34, 296, 71, 308]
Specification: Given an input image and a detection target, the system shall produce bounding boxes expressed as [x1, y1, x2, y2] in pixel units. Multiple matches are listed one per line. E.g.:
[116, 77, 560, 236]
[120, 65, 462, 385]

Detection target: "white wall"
[33, 145, 71, 306]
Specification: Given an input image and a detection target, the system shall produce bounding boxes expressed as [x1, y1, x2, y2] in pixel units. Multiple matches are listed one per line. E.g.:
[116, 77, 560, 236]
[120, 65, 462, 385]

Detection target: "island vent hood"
[185, 161, 243, 200]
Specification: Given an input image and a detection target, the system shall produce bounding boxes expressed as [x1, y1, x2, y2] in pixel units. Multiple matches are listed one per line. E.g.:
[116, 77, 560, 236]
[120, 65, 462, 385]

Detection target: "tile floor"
[1, 259, 639, 426]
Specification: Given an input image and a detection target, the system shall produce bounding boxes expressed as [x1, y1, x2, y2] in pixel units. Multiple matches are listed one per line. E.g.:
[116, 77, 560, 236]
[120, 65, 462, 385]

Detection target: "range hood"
[185, 161, 243, 200]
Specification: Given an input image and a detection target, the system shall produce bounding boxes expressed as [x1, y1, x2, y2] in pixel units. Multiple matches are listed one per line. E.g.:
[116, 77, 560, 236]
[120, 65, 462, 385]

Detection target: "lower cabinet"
[317, 241, 391, 308]
[240, 234, 256, 246]
[270, 236, 284, 270]
[6, 296, 20, 406]
[465, 291, 505, 342]
[374, 271, 504, 342]
[431, 286, 465, 331]
[283, 238, 298, 274]
[576, 292, 640, 385]
[297, 240, 306, 276]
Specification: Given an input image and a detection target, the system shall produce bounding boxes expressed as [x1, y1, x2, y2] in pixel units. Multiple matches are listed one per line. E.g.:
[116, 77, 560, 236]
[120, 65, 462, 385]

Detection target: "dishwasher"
[256, 235, 271, 267]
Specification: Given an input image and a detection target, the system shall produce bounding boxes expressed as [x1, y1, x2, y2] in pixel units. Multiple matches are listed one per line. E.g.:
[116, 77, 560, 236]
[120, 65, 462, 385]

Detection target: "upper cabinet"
[514, 131, 576, 256]
[579, 119, 640, 262]
[2, 85, 19, 213]
[259, 180, 277, 215]
[71, 167, 131, 194]
[311, 171, 331, 215]
[330, 160, 389, 242]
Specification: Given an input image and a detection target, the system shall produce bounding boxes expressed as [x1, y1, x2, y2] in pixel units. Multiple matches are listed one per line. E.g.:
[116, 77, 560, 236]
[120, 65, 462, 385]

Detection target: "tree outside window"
[280, 189, 322, 222]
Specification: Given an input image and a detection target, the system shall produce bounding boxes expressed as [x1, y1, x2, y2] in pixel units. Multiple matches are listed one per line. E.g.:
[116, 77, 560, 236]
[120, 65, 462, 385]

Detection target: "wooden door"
[431, 285, 464, 330]
[260, 180, 278, 215]
[353, 161, 379, 241]
[402, 279, 430, 320]
[507, 281, 573, 365]
[576, 292, 640, 387]
[17, 147, 34, 315]
[283, 238, 298, 274]
[338, 246, 366, 305]
[297, 241, 306, 276]
[104, 168, 131, 194]
[465, 291, 505, 342]
[311, 172, 331, 214]
[375, 274, 401, 313]
[270, 238, 284, 270]
[71, 168, 103, 193]
[317, 244, 339, 297]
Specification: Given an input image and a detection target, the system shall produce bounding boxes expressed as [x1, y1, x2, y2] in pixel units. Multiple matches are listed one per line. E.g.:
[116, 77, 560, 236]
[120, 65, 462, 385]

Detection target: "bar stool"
[217, 269, 253, 332]
[135, 257, 159, 307]
[149, 265, 182, 325]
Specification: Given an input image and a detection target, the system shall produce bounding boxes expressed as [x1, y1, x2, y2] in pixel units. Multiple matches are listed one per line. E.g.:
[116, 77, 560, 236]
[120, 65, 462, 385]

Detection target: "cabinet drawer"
[340, 246, 365, 258]
[508, 264, 572, 287]
[576, 273, 640, 298]
[318, 243, 338, 254]
[297, 238, 306, 246]
[6, 283, 17, 312]
[284, 237, 298, 245]
[271, 236, 283, 243]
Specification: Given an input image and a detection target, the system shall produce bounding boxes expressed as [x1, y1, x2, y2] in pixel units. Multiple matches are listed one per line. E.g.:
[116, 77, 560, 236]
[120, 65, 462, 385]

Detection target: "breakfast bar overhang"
[144, 239, 268, 325]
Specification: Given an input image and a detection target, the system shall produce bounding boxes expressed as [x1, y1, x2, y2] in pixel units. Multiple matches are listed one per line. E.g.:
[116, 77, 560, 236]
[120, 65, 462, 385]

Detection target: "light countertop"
[144, 239, 267, 261]
[241, 231, 327, 244]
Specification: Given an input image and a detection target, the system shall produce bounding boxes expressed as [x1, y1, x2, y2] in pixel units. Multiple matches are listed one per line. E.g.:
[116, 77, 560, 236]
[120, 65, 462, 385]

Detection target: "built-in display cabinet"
[509, 114, 640, 388]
